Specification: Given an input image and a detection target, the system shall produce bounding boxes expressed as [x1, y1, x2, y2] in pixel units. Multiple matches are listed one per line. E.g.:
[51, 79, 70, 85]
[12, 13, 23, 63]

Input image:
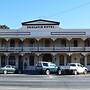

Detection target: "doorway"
[42, 54, 52, 62]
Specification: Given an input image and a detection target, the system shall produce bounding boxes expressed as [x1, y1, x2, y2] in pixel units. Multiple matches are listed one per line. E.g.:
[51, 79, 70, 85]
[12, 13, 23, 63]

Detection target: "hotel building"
[0, 19, 90, 72]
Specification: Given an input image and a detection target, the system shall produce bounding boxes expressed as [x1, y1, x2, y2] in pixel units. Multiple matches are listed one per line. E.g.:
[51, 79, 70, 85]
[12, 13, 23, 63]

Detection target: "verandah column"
[15, 55, 18, 69]
[85, 55, 87, 66]
[64, 55, 67, 66]
[0, 55, 1, 67]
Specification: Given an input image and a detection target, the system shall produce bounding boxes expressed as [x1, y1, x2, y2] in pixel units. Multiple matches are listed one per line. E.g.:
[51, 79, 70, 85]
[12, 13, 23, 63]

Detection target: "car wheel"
[4, 70, 7, 74]
[58, 70, 61, 75]
[46, 69, 50, 75]
[74, 70, 77, 75]
[84, 70, 87, 74]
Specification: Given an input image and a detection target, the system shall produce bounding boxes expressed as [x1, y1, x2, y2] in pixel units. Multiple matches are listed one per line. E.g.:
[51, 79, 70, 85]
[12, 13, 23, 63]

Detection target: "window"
[85, 39, 90, 47]
[77, 64, 82, 67]
[19, 40, 23, 47]
[66, 56, 71, 64]
[36, 63, 42, 67]
[41, 26, 43, 28]
[80, 55, 85, 65]
[6, 65, 11, 68]
[43, 63, 48, 66]
[30, 39, 35, 47]
[1, 39, 6, 47]
[50, 64, 56, 67]
[87, 55, 90, 65]
[8, 56, 15, 65]
[45, 39, 50, 47]
[1, 55, 6, 67]
[61, 39, 66, 47]
[10, 39, 15, 47]
[74, 40, 78, 47]
[70, 64, 76, 66]
[59, 55, 64, 65]
[29, 55, 34, 66]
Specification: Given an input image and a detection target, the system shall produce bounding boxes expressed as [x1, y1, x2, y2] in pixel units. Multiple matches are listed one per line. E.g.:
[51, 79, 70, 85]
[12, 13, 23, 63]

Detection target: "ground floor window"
[29, 55, 34, 66]
[80, 55, 85, 65]
[59, 55, 64, 65]
[87, 55, 90, 65]
[8, 56, 16, 66]
[42, 54, 52, 62]
[1, 55, 6, 67]
[66, 56, 71, 64]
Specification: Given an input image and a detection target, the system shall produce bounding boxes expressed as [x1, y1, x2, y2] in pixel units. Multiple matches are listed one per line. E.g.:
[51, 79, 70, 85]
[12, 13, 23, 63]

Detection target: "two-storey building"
[0, 19, 90, 72]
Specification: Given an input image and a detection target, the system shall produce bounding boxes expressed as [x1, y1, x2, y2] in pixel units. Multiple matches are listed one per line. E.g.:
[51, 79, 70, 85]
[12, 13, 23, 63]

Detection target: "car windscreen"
[43, 63, 48, 66]
[70, 64, 76, 66]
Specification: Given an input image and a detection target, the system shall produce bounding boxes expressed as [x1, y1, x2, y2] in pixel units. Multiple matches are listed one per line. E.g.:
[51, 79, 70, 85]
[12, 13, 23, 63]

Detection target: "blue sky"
[0, 0, 90, 29]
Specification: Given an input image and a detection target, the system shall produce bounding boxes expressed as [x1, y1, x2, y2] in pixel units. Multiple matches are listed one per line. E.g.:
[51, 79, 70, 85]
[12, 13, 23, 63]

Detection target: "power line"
[43, 1, 90, 18]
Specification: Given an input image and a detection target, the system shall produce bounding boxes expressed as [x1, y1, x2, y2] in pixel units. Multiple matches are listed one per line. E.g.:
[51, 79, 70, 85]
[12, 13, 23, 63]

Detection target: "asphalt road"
[0, 74, 90, 90]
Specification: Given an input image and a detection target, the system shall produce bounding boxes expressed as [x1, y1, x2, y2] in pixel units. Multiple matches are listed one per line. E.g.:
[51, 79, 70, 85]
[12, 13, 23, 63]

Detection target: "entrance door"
[42, 54, 52, 62]
[18, 56, 23, 71]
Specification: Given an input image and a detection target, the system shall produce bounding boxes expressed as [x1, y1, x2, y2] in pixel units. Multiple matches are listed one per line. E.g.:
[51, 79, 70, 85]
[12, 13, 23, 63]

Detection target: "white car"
[60, 63, 88, 75]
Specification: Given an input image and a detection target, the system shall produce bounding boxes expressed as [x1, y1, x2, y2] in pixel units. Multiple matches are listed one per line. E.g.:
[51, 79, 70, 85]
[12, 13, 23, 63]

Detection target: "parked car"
[60, 63, 88, 75]
[0, 65, 16, 74]
[35, 61, 61, 75]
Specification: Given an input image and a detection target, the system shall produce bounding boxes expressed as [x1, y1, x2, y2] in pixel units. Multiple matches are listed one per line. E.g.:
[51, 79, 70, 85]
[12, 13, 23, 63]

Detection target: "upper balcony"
[0, 37, 90, 52]
[0, 46, 87, 52]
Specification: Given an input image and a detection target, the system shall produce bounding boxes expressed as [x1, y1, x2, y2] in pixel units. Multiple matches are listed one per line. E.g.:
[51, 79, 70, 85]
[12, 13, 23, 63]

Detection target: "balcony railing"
[23, 47, 38, 52]
[0, 47, 7, 51]
[54, 47, 69, 51]
[0, 46, 90, 52]
[39, 47, 53, 51]
[85, 47, 90, 51]
[8, 47, 22, 51]
[70, 47, 84, 51]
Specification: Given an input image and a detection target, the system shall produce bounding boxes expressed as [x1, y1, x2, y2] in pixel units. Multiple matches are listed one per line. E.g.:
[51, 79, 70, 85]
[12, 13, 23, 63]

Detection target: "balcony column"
[5, 53, 9, 65]
[67, 37, 72, 51]
[36, 38, 40, 51]
[15, 55, 18, 69]
[85, 55, 87, 66]
[51, 53, 56, 63]
[82, 53, 87, 66]
[64, 55, 67, 66]
[0, 56, 1, 67]
[5, 56, 8, 65]
[51, 38, 56, 51]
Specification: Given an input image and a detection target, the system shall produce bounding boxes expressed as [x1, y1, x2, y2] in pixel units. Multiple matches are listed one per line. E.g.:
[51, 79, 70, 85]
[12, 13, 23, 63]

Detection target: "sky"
[0, 0, 90, 29]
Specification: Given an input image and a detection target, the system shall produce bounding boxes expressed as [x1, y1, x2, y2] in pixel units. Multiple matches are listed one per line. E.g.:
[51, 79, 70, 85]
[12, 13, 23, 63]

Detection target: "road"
[0, 74, 90, 90]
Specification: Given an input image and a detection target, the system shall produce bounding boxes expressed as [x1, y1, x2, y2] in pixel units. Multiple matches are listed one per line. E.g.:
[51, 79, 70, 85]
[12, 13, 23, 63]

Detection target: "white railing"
[0, 46, 88, 52]
[39, 47, 53, 51]
[23, 47, 38, 52]
[85, 47, 90, 51]
[8, 47, 22, 51]
[70, 47, 84, 51]
[0, 47, 7, 51]
[54, 47, 69, 51]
